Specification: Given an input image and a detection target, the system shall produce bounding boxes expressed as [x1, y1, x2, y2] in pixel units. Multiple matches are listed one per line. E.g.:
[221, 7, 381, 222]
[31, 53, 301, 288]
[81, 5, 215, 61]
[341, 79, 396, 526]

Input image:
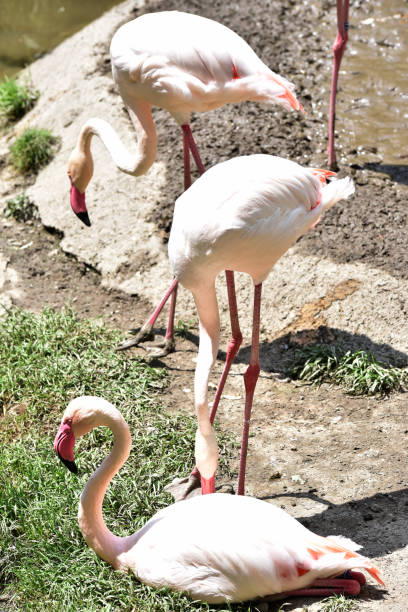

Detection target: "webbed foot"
[116, 322, 155, 351]
[164, 474, 201, 502]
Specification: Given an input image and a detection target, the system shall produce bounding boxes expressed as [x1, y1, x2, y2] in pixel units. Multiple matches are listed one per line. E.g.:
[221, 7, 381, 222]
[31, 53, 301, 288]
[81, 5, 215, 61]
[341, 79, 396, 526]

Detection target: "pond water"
[0, 0, 406, 168]
[335, 1, 408, 167]
[0, 0, 121, 80]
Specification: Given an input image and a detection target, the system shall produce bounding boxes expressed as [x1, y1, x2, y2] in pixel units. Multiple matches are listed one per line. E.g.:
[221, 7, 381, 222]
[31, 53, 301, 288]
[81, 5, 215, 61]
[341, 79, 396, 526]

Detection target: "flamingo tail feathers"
[307, 536, 385, 587]
[319, 176, 355, 212]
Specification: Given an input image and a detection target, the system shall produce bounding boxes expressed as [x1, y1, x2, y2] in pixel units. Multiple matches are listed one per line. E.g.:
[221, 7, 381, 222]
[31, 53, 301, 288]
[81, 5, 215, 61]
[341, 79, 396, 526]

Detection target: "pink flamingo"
[166, 154, 354, 499]
[67, 10, 303, 356]
[54, 396, 384, 603]
[328, 1, 350, 169]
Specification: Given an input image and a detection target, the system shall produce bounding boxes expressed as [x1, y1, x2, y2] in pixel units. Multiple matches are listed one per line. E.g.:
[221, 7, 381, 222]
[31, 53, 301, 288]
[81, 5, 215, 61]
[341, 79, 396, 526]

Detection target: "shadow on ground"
[261, 488, 406, 608]
[263, 487, 408, 558]
[363, 163, 408, 186]
[140, 325, 408, 374]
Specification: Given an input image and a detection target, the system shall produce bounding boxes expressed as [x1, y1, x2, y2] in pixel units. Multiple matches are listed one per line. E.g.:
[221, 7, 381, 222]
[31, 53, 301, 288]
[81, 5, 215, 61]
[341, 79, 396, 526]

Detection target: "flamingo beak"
[69, 178, 91, 227]
[54, 420, 78, 474]
[278, 90, 305, 114]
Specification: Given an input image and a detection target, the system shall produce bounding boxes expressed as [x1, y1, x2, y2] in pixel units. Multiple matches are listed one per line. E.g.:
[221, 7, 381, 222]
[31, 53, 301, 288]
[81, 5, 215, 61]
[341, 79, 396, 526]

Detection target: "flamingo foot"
[259, 577, 361, 602]
[116, 328, 175, 357]
[143, 337, 176, 358]
[116, 322, 155, 351]
[164, 473, 201, 501]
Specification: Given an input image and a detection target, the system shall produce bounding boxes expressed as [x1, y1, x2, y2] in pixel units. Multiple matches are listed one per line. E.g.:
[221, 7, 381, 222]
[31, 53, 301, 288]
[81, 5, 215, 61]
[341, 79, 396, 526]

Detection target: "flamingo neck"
[78, 409, 132, 569]
[192, 284, 220, 480]
[77, 98, 157, 177]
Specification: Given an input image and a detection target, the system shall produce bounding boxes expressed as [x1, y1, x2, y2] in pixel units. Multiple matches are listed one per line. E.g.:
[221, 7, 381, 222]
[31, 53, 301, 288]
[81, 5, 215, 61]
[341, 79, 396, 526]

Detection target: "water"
[0, 0, 121, 80]
[0, 0, 406, 168]
[333, 1, 408, 167]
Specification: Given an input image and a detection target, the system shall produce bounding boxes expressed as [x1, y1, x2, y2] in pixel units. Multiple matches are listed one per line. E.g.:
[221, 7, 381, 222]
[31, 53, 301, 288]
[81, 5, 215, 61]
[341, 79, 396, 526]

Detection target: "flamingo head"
[67, 148, 93, 227]
[54, 396, 104, 473]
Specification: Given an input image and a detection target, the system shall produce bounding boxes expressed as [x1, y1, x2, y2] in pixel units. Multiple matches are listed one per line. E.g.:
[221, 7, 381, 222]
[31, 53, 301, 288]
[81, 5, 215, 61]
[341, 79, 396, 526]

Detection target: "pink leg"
[117, 278, 178, 351]
[237, 283, 262, 496]
[328, 0, 350, 170]
[209, 270, 243, 424]
[118, 125, 205, 354]
[262, 577, 361, 602]
[183, 123, 192, 190]
[164, 281, 178, 342]
[182, 124, 206, 176]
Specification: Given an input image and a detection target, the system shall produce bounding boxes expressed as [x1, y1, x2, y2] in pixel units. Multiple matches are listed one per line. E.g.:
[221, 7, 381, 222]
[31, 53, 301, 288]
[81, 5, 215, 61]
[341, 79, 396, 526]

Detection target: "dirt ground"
[1, 211, 407, 612]
[1, 0, 407, 609]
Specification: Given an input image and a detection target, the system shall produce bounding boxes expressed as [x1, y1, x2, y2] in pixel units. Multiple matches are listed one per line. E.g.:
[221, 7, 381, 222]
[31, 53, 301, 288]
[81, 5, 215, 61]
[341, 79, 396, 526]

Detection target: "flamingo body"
[169, 155, 344, 290]
[128, 492, 374, 602]
[166, 155, 354, 495]
[69, 11, 302, 210]
[68, 11, 303, 354]
[110, 11, 300, 126]
[54, 397, 383, 604]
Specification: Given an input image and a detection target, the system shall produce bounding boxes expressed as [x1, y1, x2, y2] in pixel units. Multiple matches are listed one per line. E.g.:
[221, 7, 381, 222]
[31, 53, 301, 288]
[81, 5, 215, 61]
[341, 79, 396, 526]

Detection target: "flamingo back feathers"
[110, 11, 302, 122]
[169, 155, 354, 288]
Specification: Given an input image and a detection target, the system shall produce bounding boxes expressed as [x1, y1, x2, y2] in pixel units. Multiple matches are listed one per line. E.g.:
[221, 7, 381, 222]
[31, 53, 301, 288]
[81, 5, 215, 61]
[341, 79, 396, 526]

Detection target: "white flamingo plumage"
[166, 155, 354, 498]
[54, 396, 384, 604]
[67, 10, 303, 355]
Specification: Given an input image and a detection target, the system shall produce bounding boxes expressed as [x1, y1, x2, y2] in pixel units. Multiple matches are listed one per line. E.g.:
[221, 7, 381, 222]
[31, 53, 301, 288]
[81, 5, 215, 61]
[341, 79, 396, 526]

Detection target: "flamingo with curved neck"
[67, 10, 304, 355]
[54, 396, 384, 604]
[166, 155, 355, 500]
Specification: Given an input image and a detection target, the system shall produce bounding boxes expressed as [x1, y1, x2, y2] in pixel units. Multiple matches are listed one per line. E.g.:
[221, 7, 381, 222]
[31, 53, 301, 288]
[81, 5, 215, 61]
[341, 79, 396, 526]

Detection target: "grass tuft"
[289, 344, 408, 395]
[0, 306, 242, 611]
[175, 317, 197, 337]
[4, 192, 39, 222]
[9, 127, 58, 173]
[318, 594, 357, 611]
[0, 77, 38, 124]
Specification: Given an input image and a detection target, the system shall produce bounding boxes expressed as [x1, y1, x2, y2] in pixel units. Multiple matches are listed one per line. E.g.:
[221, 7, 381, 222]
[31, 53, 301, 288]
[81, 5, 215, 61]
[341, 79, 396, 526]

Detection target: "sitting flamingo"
[67, 10, 303, 356]
[54, 396, 384, 604]
[166, 154, 354, 498]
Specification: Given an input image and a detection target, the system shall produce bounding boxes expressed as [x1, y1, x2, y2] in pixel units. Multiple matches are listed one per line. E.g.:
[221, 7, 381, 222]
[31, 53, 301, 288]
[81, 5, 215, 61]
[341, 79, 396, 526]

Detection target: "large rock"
[1, 0, 407, 363]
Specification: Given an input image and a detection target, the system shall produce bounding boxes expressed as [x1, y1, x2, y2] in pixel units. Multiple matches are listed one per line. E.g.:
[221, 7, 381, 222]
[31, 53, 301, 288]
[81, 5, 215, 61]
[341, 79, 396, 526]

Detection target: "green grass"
[0, 306, 245, 611]
[9, 127, 57, 173]
[317, 594, 357, 611]
[289, 344, 408, 395]
[175, 317, 197, 337]
[0, 77, 38, 124]
[4, 192, 39, 222]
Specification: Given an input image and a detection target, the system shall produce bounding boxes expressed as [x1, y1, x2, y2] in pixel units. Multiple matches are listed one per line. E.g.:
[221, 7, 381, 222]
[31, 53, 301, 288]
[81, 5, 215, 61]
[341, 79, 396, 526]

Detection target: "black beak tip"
[58, 454, 78, 474]
[76, 211, 91, 227]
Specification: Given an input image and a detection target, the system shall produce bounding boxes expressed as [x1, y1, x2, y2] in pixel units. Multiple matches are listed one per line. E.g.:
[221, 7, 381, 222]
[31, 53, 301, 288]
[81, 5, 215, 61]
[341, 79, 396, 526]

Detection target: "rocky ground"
[1, 0, 407, 609]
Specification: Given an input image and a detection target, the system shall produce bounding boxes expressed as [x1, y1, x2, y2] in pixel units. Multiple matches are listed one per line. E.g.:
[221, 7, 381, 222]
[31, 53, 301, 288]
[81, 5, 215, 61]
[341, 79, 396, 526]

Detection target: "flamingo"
[54, 396, 384, 604]
[67, 10, 304, 356]
[328, 1, 350, 169]
[166, 154, 354, 499]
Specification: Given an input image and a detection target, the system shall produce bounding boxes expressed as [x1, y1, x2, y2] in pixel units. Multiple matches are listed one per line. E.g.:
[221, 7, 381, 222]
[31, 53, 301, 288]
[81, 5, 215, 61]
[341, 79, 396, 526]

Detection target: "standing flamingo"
[54, 396, 384, 603]
[166, 154, 354, 499]
[328, 1, 350, 169]
[67, 10, 304, 356]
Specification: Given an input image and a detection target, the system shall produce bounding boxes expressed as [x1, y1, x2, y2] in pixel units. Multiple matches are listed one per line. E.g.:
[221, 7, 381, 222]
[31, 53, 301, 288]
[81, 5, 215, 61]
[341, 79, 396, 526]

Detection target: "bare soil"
[1, 0, 407, 610]
[1, 211, 407, 611]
